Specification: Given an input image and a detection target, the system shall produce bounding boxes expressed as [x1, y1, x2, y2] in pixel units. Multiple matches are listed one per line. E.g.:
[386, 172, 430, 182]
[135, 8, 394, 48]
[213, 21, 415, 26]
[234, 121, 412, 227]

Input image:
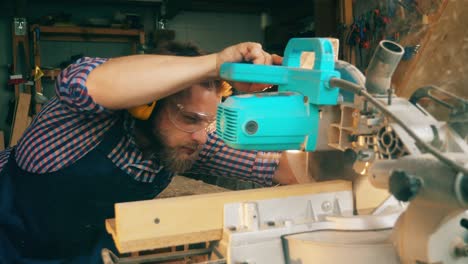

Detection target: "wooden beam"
[0, 131, 4, 151]
[39, 35, 138, 43]
[343, 0, 353, 25]
[106, 219, 222, 253]
[108, 180, 351, 253]
[341, 0, 355, 64]
[354, 174, 390, 215]
[30, 25, 143, 44]
[10, 92, 31, 146]
[33, 25, 142, 36]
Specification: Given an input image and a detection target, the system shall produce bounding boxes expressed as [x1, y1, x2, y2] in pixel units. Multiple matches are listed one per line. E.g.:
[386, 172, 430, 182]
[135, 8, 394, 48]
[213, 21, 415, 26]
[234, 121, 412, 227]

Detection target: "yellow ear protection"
[128, 101, 157, 120]
[128, 80, 231, 120]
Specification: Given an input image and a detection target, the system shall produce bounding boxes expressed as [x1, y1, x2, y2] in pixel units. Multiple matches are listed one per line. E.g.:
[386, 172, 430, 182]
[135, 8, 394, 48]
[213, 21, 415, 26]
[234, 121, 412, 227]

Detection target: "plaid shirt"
[0, 57, 280, 186]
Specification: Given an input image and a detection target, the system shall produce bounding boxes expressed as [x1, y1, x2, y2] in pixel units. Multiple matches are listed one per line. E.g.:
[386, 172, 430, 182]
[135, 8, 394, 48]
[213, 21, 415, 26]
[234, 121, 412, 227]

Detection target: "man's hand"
[216, 42, 283, 93]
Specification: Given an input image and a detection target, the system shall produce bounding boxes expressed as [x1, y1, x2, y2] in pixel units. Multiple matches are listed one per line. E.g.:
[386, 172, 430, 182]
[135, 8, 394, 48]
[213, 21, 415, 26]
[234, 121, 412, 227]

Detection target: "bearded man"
[0, 41, 298, 263]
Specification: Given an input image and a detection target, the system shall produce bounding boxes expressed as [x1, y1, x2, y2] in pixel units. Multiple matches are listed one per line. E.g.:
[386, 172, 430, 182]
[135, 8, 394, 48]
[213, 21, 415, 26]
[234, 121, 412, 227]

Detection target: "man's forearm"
[86, 54, 218, 110]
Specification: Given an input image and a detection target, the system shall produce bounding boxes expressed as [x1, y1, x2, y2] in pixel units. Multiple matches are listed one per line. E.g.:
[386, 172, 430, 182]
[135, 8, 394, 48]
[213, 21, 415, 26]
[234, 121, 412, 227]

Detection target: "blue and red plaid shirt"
[0, 57, 280, 186]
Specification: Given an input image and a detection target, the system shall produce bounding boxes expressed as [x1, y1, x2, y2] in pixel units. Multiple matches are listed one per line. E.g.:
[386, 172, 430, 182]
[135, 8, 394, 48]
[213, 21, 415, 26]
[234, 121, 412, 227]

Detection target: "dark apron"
[0, 117, 173, 263]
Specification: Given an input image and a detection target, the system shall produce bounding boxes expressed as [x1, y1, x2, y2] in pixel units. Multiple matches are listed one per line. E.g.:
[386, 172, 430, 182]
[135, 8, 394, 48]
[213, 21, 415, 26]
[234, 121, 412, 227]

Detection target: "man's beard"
[149, 130, 201, 173]
[160, 146, 200, 173]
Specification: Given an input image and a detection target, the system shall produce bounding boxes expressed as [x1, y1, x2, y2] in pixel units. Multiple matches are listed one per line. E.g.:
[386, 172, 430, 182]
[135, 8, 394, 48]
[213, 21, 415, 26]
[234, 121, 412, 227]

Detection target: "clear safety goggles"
[167, 103, 216, 133]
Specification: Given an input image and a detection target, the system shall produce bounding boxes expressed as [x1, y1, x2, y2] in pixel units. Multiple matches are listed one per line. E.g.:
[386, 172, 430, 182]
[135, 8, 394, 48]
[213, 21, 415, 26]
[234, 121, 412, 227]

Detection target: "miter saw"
[103, 38, 467, 264]
[214, 38, 468, 264]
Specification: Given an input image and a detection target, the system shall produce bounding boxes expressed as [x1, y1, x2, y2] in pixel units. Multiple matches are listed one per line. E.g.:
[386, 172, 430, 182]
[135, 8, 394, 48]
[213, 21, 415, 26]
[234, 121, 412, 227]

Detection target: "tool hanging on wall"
[11, 17, 31, 97]
[402, 44, 421, 60]
[9, 17, 33, 148]
[31, 26, 45, 115]
[345, 20, 359, 67]
[346, 15, 372, 70]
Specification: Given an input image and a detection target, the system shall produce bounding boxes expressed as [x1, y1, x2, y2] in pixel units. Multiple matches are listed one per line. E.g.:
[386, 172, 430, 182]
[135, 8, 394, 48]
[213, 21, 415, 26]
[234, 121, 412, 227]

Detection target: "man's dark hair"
[149, 41, 232, 97]
[151, 41, 206, 57]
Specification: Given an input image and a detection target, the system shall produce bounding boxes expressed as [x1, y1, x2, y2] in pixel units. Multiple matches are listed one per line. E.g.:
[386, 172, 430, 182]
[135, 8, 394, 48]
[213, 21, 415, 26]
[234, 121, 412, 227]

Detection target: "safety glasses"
[167, 103, 216, 133]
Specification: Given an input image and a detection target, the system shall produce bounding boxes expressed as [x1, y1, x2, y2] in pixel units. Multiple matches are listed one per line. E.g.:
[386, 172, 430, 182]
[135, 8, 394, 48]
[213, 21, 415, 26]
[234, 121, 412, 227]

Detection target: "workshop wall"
[0, 3, 262, 145]
[394, 0, 468, 99]
[170, 11, 262, 53]
[349, 0, 467, 100]
[0, 3, 15, 146]
[0, 15, 14, 145]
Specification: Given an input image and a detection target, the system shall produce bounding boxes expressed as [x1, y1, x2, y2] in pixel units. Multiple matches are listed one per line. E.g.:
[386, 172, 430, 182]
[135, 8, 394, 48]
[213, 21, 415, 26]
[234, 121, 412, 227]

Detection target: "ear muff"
[128, 101, 156, 120]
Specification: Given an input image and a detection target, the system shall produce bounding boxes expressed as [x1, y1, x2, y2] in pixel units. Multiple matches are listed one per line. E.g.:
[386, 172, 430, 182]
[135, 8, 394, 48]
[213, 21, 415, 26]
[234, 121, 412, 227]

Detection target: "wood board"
[0, 131, 4, 151]
[10, 92, 31, 146]
[107, 180, 351, 253]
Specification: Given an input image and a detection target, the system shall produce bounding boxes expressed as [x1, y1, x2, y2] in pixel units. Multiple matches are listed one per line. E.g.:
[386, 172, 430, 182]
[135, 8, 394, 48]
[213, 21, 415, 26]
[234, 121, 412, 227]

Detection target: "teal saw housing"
[217, 38, 341, 151]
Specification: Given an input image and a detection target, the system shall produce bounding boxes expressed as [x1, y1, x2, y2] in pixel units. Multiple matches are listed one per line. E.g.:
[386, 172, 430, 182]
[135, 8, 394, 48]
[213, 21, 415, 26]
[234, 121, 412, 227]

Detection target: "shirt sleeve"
[56, 57, 110, 115]
[189, 132, 281, 186]
[0, 148, 12, 174]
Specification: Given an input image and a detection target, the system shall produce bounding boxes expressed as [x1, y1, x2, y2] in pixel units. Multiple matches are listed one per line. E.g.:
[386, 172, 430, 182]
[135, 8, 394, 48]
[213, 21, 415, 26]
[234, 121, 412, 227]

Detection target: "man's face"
[151, 84, 220, 173]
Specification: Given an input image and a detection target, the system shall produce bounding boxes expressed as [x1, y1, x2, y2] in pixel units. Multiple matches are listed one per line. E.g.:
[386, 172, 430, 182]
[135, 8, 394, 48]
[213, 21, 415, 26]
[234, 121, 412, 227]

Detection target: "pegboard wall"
[346, 0, 444, 71]
[344, 0, 468, 102]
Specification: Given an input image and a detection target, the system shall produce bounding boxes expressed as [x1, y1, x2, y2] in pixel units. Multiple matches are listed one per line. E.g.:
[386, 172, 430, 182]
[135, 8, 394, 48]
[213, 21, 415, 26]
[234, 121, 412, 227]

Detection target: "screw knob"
[389, 170, 422, 202]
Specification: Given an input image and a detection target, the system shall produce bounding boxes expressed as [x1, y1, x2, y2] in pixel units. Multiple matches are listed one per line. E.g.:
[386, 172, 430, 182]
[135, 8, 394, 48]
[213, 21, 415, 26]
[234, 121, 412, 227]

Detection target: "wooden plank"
[110, 180, 351, 253]
[10, 93, 31, 146]
[106, 219, 222, 253]
[30, 25, 143, 45]
[139, 30, 145, 46]
[343, 0, 353, 25]
[32, 25, 142, 36]
[354, 174, 390, 214]
[0, 131, 4, 150]
[106, 219, 117, 238]
[343, 0, 356, 64]
[40, 35, 138, 43]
